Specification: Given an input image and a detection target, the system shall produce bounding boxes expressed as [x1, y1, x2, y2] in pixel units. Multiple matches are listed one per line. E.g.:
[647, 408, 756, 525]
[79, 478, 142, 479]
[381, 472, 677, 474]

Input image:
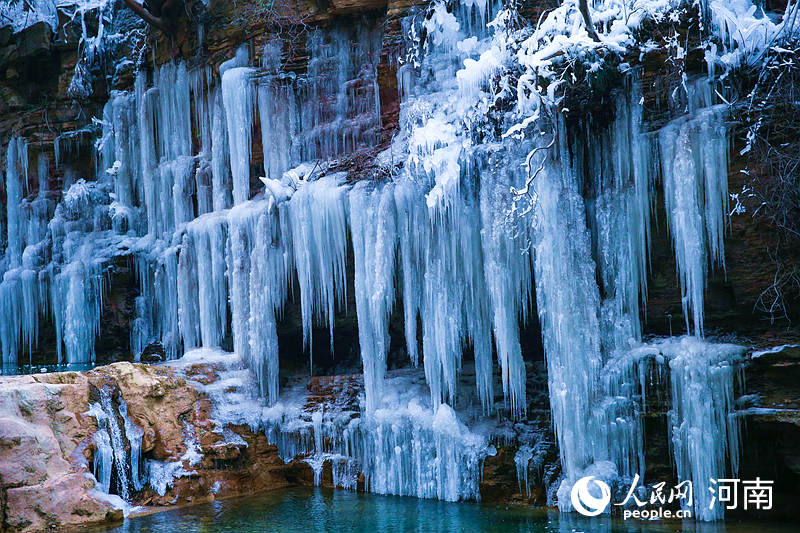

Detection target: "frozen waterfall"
[0, 0, 747, 522]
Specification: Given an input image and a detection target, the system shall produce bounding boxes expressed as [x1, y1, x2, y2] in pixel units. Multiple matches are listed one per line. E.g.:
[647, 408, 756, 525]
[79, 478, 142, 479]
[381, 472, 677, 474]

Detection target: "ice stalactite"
[221, 48, 256, 206]
[668, 339, 744, 521]
[0, 2, 749, 519]
[288, 175, 350, 367]
[258, 41, 296, 182]
[1, 138, 35, 366]
[478, 146, 535, 416]
[4, 137, 28, 269]
[186, 214, 229, 349]
[211, 88, 234, 212]
[349, 181, 397, 412]
[619, 337, 745, 521]
[393, 179, 426, 368]
[226, 202, 261, 378]
[300, 27, 382, 161]
[532, 128, 604, 501]
[247, 203, 293, 405]
[658, 81, 729, 336]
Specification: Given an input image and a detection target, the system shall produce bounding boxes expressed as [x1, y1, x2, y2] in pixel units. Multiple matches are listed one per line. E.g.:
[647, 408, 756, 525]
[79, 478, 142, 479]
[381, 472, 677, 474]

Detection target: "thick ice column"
[637, 337, 744, 521]
[0, 269, 40, 366]
[393, 179, 426, 367]
[659, 119, 708, 336]
[591, 92, 654, 351]
[227, 202, 257, 363]
[288, 175, 350, 366]
[417, 173, 491, 411]
[211, 89, 233, 211]
[190, 66, 213, 156]
[478, 149, 532, 417]
[169, 156, 196, 226]
[153, 246, 181, 360]
[111, 91, 138, 210]
[156, 62, 193, 161]
[136, 75, 161, 236]
[222, 66, 256, 205]
[187, 213, 229, 348]
[195, 160, 213, 216]
[177, 233, 201, 350]
[56, 259, 102, 364]
[349, 181, 397, 411]
[248, 203, 292, 405]
[659, 81, 729, 336]
[5, 137, 28, 268]
[532, 133, 603, 498]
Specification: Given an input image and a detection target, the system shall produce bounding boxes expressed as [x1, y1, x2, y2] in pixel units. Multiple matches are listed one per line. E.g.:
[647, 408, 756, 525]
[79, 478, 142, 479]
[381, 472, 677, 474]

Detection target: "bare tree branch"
[578, 0, 601, 42]
[122, 0, 174, 34]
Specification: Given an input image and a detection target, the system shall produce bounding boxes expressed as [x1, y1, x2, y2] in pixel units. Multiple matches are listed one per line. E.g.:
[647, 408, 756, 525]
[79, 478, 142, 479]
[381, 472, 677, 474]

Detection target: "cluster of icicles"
[0, 0, 745, 521]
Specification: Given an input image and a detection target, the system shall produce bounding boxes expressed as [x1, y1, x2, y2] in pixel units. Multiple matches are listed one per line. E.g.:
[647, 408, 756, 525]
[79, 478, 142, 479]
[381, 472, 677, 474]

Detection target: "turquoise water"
[100, 488, 793, 533]
[0, 363, 97, 376]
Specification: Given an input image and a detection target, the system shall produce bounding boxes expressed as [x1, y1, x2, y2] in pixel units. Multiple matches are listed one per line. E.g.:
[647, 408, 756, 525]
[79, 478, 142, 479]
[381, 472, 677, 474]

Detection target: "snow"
[146, 423, 203, 497]
[752, 344, 800, 358]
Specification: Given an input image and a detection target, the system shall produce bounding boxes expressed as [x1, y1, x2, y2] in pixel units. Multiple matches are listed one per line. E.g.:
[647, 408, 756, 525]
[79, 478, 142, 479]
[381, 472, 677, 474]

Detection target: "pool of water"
[0, 363, 97, 376]
[98, 488, 794, 533]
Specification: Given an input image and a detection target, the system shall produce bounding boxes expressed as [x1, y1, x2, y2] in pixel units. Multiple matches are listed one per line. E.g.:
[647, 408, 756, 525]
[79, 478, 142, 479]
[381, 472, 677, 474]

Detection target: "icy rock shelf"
[0, 0, 773, 522]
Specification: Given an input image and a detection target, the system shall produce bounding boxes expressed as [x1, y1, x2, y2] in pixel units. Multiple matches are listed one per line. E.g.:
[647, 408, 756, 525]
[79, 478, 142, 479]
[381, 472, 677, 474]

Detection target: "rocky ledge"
[0, 361, 296, 532]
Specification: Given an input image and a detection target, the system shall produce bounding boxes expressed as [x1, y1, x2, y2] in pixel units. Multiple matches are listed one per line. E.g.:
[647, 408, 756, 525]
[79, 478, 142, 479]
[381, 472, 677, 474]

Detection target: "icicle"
[222, 65, 256, 205]
[57, 259, 103, 365]
[300, 27, 382, 161]
[247, 202, 293, 405]
[227, 202, 258, 364]
[260, 371, 490, 502]
[478, 146, 533, 417]
[532, 128, 603, 501]
[87, 388, 145, 501]
[110, 91, 139, 213]
[136, 73, 161, 236]
[177, 232, 201, 350]
[187, 213, 229, 349]
[393, 179, 426, 367]
[156, 62, 193, 161]
[4, 137, 28, 269]
[258, 41, 295, 181]
[658, 79, 729, 336]
[211, 89, 233, 211]
[349, 181, 397, 412]
[288, 175, 350, 367]
[0, 269, 41, 366]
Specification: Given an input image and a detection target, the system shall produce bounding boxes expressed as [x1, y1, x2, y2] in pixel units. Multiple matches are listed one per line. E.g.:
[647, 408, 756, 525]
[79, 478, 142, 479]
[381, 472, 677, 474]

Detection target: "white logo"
[571, 476, 611, 517]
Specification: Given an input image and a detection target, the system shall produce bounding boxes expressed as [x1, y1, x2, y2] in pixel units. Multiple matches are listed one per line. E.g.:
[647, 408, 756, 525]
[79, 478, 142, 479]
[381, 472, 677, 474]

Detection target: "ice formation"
[86, 384, 203, 503]
[87, 388, 144, 501]
[1, 0, 779, 521]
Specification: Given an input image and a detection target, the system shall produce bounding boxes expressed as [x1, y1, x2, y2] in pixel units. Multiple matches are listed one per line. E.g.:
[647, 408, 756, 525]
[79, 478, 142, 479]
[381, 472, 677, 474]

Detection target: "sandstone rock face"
[0, 373, 115, 532]
[0, 362, 292, 532]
